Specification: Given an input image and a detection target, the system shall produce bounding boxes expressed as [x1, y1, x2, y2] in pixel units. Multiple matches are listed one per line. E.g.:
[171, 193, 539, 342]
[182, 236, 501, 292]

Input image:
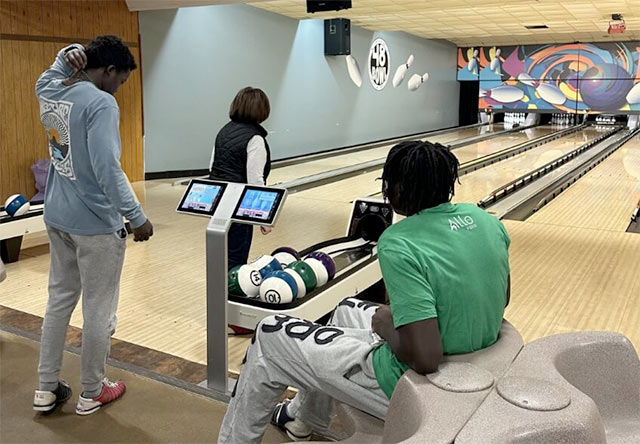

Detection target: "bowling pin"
[481, 85, 524, 104]
[490, 48, 502, 74]
[627, 82, 640, 105]
[392, 54, 414, 88]
[467, 49, 479, 74]
[345, 55, 362, 88]
[408, 72, 429, 91]
[517, 73, 566, 105]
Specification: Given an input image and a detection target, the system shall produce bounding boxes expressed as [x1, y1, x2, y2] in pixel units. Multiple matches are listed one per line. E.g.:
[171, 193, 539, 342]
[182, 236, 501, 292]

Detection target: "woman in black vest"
[209, 87, 272, 270]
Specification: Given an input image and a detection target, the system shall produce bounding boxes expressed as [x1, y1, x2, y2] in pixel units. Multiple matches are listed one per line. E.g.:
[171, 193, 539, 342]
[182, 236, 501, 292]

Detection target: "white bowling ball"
[303, 258, 329, 287]
[284, 268, 306, 299]
[237, 264, 262, 298]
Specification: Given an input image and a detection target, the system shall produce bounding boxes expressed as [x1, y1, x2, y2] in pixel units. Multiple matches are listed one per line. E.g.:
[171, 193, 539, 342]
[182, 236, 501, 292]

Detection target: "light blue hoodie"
[35, 44, 146, 235]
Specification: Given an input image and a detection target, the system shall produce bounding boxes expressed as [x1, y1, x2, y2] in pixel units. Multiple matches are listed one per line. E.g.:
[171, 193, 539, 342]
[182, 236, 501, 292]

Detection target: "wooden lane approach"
[527, 133, 640, 232]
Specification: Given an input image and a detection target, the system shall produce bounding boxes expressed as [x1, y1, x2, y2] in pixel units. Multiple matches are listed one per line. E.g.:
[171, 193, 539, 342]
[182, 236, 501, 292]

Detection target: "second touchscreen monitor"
[232, 186, 285, 225]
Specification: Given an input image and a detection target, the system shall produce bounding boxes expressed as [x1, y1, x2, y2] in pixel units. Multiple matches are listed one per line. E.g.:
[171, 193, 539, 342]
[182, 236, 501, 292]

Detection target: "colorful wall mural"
[457, 43, 640, 113]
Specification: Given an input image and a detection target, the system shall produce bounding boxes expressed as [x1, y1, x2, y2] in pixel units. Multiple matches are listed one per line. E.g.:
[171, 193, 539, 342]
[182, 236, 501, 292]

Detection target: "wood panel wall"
[0, 0, 143, 201]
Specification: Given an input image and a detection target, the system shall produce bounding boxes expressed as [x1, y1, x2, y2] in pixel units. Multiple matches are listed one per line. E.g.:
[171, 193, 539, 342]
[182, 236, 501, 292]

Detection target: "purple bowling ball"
[305, 252, 336, 280]
[580, 64, 634, 110]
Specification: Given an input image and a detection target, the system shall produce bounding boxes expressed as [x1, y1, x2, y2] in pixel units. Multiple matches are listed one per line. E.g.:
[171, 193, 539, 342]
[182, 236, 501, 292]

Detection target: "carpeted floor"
[0, 331, 290, 443]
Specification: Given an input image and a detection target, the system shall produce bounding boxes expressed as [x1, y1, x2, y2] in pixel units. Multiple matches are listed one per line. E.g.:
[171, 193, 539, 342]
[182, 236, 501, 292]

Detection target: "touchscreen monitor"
[176, 180, 227, 217]
[231, 186, 285, 225]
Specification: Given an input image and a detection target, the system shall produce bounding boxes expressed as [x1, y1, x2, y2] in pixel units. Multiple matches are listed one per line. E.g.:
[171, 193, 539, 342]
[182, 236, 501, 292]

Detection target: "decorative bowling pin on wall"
[392, 54, 414, 88]
[408, 72, 429, 91]
[489, 48, 502, 75]
[627, 82, 640, 105]
[345, 54, 362, 88]
[517, 73, 566, 106]
[480, 85, 525, 104]
[467, 48, 479, 75]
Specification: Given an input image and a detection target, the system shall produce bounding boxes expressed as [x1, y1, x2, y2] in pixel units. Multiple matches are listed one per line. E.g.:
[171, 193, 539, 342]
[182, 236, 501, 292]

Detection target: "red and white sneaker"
[75, 378, 126, 416]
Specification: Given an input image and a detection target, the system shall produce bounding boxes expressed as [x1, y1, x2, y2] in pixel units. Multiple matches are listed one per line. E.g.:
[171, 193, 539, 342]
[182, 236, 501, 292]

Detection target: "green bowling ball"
[287, 261, 317, 293]
[228, 265, 245, 296]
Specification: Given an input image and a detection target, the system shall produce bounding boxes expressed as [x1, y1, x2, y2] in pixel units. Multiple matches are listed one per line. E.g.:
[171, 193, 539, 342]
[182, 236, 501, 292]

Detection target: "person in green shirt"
[218, 141, 510, 443]
[372, 140, 510, 397]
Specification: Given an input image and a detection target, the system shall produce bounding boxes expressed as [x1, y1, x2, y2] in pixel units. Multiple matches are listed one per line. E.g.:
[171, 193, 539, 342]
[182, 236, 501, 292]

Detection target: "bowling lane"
[453, 127, 603, 204]
[526, 134, 640, 232]
[453, 125, 556, 164]
[296, 125, 563, 203]
[268, 123, 505, 185]
[429, 122, 506, 144]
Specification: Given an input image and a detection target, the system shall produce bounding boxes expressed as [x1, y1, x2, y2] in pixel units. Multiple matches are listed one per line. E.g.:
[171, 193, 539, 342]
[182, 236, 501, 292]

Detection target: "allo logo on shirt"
[449, 215, 477, 231]
[39, 97, 75, 180]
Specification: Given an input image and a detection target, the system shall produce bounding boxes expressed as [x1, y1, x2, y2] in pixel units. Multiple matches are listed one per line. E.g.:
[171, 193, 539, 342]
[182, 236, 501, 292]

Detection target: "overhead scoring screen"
[177, 180, 227, 217]
[232, 186, 285, 225]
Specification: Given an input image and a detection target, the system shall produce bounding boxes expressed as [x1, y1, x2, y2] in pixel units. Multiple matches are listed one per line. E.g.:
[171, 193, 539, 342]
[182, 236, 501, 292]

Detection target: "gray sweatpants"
[38, 225, 126, 397]
[218, 298, 390, 444]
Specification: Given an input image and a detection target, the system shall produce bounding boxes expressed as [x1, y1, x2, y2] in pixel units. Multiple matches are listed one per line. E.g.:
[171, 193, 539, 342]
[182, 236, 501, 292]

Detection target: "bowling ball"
[4, 194, 30, 217]
[283, 268, 306, 299]
[229, 264, 262, 297]
[303, 257, 329, 287]
[259, 270, 298, 304]
[305, 252, 336, 280]
[228, 265, 243, 296]
[251, 255, 282, 279]
[580, 64, 634, 110]
[287, 261, 317, 293]
[271, 247, 301, 266]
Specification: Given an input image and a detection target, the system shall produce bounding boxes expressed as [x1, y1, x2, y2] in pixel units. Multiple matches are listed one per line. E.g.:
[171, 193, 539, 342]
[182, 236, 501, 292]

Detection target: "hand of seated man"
[372, 305, 394, 339]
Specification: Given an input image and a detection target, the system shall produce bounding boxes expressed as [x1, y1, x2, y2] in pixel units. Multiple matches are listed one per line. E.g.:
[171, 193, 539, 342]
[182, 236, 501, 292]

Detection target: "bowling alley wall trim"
[457, 43, 640, 114]
[0, 0, 144, 200]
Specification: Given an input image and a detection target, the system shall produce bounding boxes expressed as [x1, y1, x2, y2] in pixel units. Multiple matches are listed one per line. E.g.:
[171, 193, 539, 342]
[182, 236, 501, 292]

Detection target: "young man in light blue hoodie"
[32, 35, 153, 416]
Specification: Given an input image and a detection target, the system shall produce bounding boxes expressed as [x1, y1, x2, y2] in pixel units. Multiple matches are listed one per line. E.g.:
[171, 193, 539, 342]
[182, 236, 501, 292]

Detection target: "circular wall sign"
[368, 38, 390, 90]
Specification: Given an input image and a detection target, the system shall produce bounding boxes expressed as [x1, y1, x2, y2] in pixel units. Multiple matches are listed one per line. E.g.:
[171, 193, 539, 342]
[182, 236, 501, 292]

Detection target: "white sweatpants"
[218, 298, 390, 443]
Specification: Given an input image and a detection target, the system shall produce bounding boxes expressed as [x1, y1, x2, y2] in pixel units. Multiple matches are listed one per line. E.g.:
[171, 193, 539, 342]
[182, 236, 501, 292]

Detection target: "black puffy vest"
[209, 120, 271, 183]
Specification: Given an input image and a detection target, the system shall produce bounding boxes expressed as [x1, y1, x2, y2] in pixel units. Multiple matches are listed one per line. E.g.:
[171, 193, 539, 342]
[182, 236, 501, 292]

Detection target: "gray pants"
[38, 225, 126, 397]
[218, 298, 390, 444]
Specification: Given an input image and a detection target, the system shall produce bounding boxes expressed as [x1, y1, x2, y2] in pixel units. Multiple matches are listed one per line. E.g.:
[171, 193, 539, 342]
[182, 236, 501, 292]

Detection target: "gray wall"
[140, 4, 459, 173]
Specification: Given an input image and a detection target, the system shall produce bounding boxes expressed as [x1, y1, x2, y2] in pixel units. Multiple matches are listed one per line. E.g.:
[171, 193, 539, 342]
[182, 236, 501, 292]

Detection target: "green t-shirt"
[371, 202, 510, 398]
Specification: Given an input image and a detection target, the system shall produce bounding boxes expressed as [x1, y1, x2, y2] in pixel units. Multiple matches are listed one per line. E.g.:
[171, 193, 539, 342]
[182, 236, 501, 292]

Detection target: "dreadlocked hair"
[85, 35, 137, 73]
[381, 140, 460, 216]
